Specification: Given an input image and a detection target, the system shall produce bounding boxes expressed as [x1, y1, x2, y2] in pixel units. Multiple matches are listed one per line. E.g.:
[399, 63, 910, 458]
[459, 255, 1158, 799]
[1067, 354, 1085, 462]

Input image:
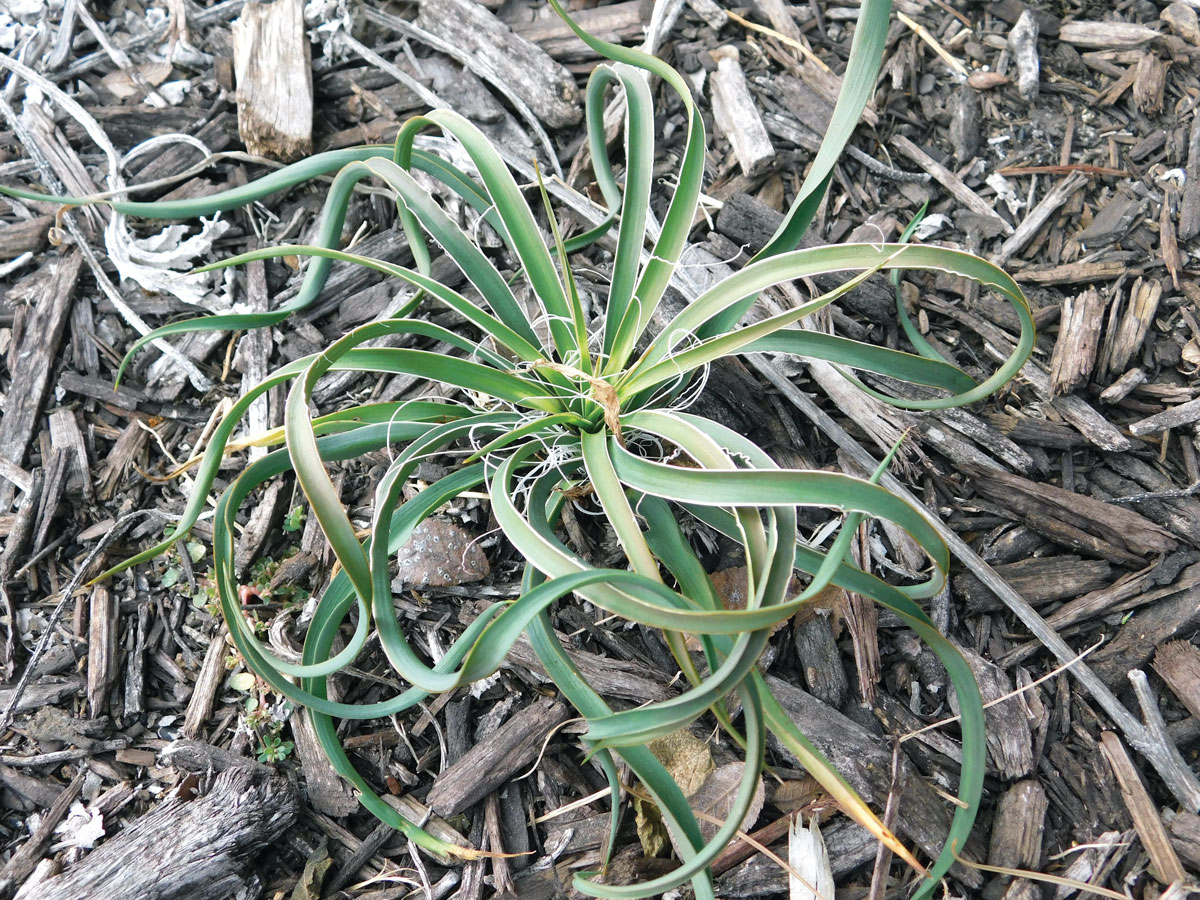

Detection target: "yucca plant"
[4, 1, 1034, 897]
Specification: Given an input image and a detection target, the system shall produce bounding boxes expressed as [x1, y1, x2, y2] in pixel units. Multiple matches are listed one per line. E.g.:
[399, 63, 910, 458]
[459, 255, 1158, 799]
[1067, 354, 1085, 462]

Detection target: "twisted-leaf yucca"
[4, 1, 1035, 896]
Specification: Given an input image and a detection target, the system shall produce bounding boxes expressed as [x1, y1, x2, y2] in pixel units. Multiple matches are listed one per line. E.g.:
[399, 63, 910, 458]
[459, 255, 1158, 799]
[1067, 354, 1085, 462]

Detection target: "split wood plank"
[1049, 287, 1106, 396]
[892, 134, 1013, 236]
[427, 697, 571, 817]
[1100, 731, 1188, 886]
[0, 251, 82, 510]
[416, 0, 581, 128]
[232, 0, 313, 161]
[1103, 276, 1163, 378]
[21, 766, 299, 900]
[710, 46, 776, 176]
[988, 780, 1048, 869]
[85, 586, 117, 717]
[957, 647, 1034, 780]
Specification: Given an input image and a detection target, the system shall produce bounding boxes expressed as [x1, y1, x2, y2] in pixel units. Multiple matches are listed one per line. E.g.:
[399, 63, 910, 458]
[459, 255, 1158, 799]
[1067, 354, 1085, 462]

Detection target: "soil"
[1, 1, 1199, 899]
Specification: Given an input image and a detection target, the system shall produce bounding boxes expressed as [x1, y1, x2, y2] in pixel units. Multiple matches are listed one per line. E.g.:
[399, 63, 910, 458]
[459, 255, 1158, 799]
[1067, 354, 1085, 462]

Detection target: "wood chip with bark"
[232, 0, 313, 161]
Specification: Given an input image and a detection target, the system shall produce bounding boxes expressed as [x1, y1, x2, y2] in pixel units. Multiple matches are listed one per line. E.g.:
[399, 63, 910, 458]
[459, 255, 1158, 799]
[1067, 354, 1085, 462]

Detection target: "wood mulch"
[1, 0, 1199, 898]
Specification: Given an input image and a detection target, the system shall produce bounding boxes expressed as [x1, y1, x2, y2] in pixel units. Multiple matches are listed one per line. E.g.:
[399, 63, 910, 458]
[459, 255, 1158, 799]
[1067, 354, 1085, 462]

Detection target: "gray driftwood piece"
[427, 697, 570, 817]
[416, 0, 580, 128]
[22, 766, 298, 900]
[415, 0, 578, 127]
[232, 0, 313, 161]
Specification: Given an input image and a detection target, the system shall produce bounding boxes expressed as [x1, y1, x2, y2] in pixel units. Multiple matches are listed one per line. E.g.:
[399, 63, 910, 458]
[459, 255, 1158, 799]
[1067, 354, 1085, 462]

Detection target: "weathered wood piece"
[85, 586, 117, 716]
[891, 134, 1013, 235]
[956, 647, 1033, 780]
[1091, 583, 1200, 686]
[1180, 111, 1200, 241]
[232, 0, 313, 161]
[714, 819, 878, 897]
[1130, 396, 1200, 437]
[182, 627, 227, 739]
[0, 216, 53, 259]
[1100, 731, 1188, 885]
[122, 601, 150, 719]
[710, 46, 775, 176]
[954, 556, 1114, 614]
[514, 0, 650, 60]
[1057, 21, 1159, 48]
[1007, 10, 1040, 101]
[1101, 276, 1163, 378]
[427, 697, 570, 817]
[292, 708, 358, 816]
[0, 771, 85, 899]
[1015, 260, 1127, 285]
[1048, 287, 1107, 396]
[416, 0, 580, 128]
[988, 780, 1047, 880]
[1154, 641, 1200, 723]
[792, 612, 849, 708]
[504, 632, 674, 702]
[20, 766, 298, 900]
[0, 251, 81, 510]
[966, 464, 1177, 563]
[1100, 367, 1148, 403]
[1168, 810, 1200, 871]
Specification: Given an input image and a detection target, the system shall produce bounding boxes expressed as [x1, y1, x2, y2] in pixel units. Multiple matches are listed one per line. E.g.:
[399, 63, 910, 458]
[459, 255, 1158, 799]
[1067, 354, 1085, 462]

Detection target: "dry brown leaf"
[686, 762, 765, 844]
[101, 61, 173, 99]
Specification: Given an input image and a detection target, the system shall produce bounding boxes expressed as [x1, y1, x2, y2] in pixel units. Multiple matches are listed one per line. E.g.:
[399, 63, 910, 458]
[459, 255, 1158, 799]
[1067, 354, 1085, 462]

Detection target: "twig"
[725, 9, 831, 73]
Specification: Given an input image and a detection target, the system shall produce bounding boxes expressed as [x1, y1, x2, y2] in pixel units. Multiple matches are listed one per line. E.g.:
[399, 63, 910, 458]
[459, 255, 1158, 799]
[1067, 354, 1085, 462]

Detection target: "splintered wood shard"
[710, 46, 775, 177]
[232, 0, 313, 161]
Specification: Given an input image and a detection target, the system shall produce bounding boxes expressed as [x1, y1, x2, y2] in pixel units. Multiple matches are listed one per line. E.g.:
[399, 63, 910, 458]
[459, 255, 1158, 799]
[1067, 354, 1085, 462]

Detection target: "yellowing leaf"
[633, 796, 669, 858]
